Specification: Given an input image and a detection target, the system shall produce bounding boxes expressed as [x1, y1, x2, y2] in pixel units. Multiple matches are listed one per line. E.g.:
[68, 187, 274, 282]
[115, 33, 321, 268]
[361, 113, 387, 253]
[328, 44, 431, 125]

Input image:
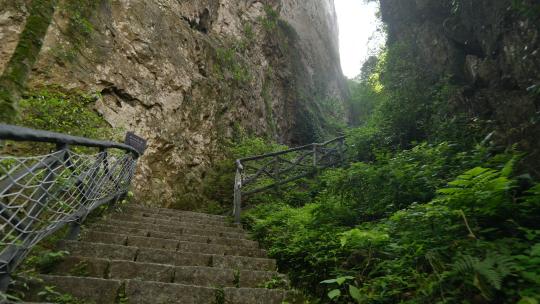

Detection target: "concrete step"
[51, 256, 286, 288]
[89, 224, 260, 248]
[60, 241, 275, 270]
[31, 275, 299, 304]
[80, 231, 266, 257]
[26, 275, 121, 303]
[124, 205, 228, 221]
[107, 214, 244, 234]
[99, 218, 249, 239]
[22, 205, 301, 303]
[128, 280, 300, 304]
[119, 210, 237, 227]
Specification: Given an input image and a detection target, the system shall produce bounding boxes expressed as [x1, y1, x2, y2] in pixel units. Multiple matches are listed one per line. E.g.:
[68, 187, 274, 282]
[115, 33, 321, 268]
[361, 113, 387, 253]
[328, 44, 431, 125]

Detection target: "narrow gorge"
[0, 0, 348, 207]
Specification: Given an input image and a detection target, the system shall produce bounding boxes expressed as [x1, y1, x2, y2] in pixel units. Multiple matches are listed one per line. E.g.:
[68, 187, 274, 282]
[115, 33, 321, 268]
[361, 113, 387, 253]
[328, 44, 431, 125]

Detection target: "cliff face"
[379, 0, 540, 169]
[0, 0, 348, 207]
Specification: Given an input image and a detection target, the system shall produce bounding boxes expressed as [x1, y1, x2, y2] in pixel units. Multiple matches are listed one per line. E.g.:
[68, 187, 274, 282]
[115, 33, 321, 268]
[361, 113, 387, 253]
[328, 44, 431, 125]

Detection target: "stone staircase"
[25, 205, 301, 304]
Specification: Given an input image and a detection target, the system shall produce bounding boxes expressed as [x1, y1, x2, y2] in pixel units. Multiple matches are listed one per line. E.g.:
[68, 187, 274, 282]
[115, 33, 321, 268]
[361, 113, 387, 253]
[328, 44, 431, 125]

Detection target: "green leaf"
[349, 285, 362, 302]
[530, 243, 540, 257]
[336, 276, 354, 285]
[518, 297, 538, 304]
[321, 279, 338, 284]
[328, 289, 341, 300]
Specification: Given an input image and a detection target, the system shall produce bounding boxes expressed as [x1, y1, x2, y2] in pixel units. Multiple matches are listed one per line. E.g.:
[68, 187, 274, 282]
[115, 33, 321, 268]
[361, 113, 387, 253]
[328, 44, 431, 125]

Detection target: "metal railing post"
[312, 144, 318, 170]
[338, 137, 345, 166]
[0, 272, 11, 292]
[233, 162, 243, 224]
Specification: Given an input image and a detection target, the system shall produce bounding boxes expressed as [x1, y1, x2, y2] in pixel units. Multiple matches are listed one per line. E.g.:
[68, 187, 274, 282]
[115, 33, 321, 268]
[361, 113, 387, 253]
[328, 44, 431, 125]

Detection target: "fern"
[436, 164, 514, 216]
[453, 253, 516, 300]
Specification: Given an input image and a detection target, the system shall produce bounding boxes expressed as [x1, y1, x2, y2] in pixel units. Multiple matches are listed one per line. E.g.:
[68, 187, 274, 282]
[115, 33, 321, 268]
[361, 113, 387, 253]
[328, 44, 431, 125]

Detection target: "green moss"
[60, 0, 102, 46]
[259, 5, 279, 31]
[262, 78, 277, 138]
[17, 87, 118, 140]
[0, 0, 58, 123]
[214, 47, 251, 84]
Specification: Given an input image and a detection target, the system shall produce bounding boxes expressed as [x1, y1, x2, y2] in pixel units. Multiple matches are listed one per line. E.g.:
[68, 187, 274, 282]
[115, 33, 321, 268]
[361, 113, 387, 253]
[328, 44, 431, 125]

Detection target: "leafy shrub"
[245, 146, 540, 303]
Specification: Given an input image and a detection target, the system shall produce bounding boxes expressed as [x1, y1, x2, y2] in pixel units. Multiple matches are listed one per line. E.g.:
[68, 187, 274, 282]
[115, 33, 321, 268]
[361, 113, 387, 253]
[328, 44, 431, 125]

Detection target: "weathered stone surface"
[178, 241, 266, 257]
[111, 214, 244, 233]
[125, 280, 217, 304]
[109, 260, 174, 282]
[60, 241, 137, 261]
[224, 287, 286, 304]
[52, 256, 109, 278]
[90, 224, 150, 237]
[101, 218, 247, 237]
[81, 231, 127, 245]
[40, 275, 121, 303]
[239, 270, 287, 288]
[174, 266, 235, 287]
[127, 235, 179, 251]
[212, 255, 276, 271]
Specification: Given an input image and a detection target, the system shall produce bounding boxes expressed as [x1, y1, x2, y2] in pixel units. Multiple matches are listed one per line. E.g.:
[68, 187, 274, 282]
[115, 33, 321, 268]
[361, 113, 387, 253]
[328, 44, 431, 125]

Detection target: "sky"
[334, 0, 385, 78]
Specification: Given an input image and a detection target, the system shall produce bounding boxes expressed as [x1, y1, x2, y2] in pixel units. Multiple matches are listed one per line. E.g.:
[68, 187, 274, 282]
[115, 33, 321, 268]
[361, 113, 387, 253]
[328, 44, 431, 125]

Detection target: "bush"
[244, 144, 540, 303]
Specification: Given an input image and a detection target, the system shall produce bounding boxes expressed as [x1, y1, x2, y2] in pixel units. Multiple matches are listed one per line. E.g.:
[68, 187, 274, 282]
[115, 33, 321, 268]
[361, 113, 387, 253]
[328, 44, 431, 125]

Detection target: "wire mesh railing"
[233, 136, 345, 223]
[0, 124, 145, 291]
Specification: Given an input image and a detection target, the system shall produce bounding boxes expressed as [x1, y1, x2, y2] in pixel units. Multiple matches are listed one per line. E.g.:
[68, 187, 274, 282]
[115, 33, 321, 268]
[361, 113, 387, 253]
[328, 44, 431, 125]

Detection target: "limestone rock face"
[380, 0, 540, 168]
[0, 0, 348, 207]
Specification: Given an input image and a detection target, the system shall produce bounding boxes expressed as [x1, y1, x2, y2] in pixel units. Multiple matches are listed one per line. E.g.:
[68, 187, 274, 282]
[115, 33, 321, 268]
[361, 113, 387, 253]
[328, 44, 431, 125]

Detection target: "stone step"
[124, 205, 228, 221]
[99, 218, 249, 239]
[27, 276, 121, 303]
[60, 241, 274, 270]
[80, 231, 266, 257]
[108, 214, 244, 233]
[90, 224, 259, 248]
[122, 210, 237, 227]
[52, 256, 286, 288]
[22, 205, 301, 303]
[31, 275, 298, 304]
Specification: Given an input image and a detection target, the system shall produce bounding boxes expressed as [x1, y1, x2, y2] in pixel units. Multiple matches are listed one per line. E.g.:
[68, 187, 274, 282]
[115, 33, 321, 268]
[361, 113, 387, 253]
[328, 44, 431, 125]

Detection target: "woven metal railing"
[233, 136, 345, 223]
[0, 124, 146, 291]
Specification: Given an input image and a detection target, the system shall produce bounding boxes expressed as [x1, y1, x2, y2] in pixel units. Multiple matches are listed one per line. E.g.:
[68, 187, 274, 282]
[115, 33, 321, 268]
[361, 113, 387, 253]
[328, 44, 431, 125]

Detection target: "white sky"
[335, 0, 385, 78]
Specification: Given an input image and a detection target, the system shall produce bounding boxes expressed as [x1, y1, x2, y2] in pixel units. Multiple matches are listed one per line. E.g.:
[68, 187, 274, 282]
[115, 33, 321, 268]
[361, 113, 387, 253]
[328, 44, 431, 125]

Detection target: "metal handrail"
[233, 136, 346, 223]
[0, 124, 146, 291]
[0, 124, 143, 156]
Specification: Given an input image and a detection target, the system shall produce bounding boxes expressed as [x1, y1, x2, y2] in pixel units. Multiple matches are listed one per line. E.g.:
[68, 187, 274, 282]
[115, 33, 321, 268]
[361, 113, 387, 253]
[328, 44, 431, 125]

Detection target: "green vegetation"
[260, 5, 280, 31]
[1, 87, 117, 155]
[234, 21, 540, 303]
[244, 144, 539, 303]
[214, 47, 252, 84]
[0, 0, 58, 123]
[17, 87, 117, 140]
[0, 0, 101, 123]
[202, 135, 287, 214]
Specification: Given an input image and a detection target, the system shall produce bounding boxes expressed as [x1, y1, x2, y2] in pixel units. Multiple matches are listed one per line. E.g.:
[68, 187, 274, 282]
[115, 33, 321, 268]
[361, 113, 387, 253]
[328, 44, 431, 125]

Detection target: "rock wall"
[0, 0, 348, 207]
[379, 0, 540, 171]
